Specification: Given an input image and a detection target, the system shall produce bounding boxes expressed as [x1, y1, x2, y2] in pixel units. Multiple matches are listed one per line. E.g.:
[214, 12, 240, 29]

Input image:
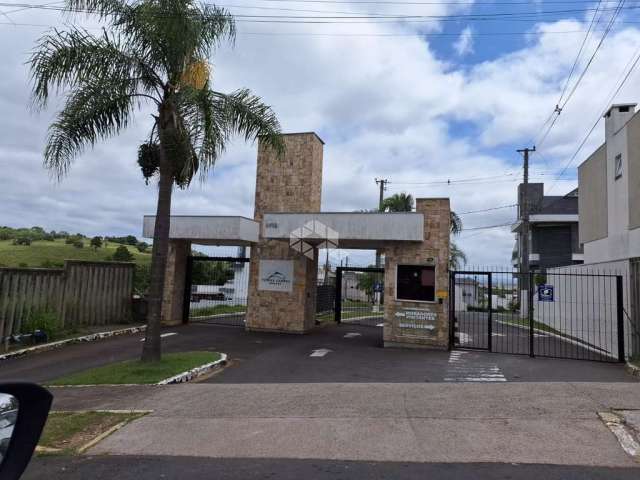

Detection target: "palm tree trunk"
[141, 150, 173, 363]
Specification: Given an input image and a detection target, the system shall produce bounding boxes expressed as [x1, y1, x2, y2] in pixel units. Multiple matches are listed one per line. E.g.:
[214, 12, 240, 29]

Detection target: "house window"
[615, 154, 623, 180]
[397, 265, 435, 302]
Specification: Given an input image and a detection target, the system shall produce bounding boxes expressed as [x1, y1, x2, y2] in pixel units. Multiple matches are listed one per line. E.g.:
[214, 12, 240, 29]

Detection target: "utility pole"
[517, 146, 535, 288]
[375, 178, 388, 267]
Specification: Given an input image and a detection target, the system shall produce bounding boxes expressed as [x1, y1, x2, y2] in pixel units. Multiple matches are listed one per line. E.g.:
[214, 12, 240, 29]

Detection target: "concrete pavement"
[69, 381, 640, 466]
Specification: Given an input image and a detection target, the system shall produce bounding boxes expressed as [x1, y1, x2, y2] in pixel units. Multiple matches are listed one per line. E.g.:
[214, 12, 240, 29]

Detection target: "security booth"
[143, 132, 451, 350]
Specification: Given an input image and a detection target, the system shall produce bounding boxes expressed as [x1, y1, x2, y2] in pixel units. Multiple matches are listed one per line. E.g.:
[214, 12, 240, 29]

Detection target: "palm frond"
[44, 77, 138, 178]
[449, 241, 468, 270]
[213, 88, 284, 156]
[450, 211, 463, 236]
[29, 28, 161, 108]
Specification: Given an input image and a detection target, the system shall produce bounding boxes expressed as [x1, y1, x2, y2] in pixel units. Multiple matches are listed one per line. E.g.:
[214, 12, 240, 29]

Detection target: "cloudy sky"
[1, 0, 640, 266]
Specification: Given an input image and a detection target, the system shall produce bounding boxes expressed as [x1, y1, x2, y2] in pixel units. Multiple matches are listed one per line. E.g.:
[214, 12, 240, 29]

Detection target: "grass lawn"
[495, 314, 566, 337]
[38, 411, 147, 455]
[190, 304, 246, 317]
[0, 238, 151, 268]
[49, 351, 221, 385]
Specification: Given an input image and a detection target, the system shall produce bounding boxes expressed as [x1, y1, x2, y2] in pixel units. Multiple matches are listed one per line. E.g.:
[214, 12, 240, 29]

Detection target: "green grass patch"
[0, 238, 150, 268]
[495, 314, 566, 337]
[38, 411, 147, 455]
[190, 304, 246, 317]
[49, 351, 221, 385]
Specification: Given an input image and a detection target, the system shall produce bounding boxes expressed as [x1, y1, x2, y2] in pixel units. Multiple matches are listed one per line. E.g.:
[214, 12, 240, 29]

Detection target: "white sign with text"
[258, 260, 294, 293]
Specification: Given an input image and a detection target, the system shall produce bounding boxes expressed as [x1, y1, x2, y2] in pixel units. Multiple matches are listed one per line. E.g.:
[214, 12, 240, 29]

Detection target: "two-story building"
[511, 183, 583, 271]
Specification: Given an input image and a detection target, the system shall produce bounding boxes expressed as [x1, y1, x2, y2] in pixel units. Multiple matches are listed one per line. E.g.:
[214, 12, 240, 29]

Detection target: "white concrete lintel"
[143, 216, 259, 245]
[262, 212, 423, 247]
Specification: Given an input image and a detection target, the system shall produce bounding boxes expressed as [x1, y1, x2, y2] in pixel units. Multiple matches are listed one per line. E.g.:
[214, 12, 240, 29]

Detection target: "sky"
[1, 0, 640, 267]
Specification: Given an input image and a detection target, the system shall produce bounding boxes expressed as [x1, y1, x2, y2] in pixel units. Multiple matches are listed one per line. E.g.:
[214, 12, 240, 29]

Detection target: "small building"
[511, 183, 583, 270]
[454, 277, 478, 311]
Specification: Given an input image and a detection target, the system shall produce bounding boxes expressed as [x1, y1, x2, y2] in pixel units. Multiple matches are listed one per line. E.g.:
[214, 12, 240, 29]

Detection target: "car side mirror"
[0, 384, 52, 480]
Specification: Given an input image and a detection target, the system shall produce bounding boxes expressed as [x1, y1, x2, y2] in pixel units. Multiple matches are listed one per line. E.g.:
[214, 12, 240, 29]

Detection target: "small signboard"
[373, 282, 384, 293]
[258, 260, 294, 293]
[538, 284, 554, 302]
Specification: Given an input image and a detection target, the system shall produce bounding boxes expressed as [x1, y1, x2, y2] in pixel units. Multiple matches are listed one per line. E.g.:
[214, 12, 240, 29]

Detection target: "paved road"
[1, 323, 635, 384]
[23, 456, 640, 480]
[456, 312, 617, 361]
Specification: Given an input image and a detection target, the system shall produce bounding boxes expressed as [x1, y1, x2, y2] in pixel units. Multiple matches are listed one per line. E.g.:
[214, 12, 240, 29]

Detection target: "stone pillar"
[161, 239, 191, 326]
[383, 198, 451, 349]
[245, 133, 323, 333]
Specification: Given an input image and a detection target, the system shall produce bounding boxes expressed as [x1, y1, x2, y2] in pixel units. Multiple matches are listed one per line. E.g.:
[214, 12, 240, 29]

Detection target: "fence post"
[529, 271, 535, 358]
[335, 268, 343, 324]
[617, 275, 625, 363]
[182, 256, 194, 324]
[487, 273, 493, 352]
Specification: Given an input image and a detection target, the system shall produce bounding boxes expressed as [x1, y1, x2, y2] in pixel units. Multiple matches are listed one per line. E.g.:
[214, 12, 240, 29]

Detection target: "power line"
[458, 204, 518, 215]
[462, 222, 514, 231]
[546, 36, 640, 193]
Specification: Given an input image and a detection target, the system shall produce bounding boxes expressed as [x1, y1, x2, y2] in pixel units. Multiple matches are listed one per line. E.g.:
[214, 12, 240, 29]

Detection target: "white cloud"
[1, 6, 640, 268]
[454, 26, 474, 57]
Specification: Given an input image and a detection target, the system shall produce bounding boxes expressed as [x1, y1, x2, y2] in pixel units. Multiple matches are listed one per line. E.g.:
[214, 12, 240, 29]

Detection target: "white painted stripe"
[140, 332, 178, 342]
[444, 351, 507, 382]
[344, 333, 362, 338]
[310, 349, 331, 357]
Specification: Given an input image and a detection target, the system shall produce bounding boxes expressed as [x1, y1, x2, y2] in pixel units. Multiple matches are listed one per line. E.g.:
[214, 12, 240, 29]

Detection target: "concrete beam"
[143, 216, 259, 245]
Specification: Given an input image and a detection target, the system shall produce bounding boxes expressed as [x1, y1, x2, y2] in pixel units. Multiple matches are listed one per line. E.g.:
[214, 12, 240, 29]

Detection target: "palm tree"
[381, 193, 414, 212]
[29, 0, 284, 362]
[449, 211, 466, 270]
[449, 241, 467, 270]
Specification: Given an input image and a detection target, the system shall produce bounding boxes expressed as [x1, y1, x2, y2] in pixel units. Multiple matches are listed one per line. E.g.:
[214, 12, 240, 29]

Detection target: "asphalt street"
[1, 323, 635, 384]
[22, 456, 640, 480]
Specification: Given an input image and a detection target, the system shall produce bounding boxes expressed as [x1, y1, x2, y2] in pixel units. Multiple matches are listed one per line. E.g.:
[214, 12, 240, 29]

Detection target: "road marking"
[444, 351, 507, 382]
[310, 348, 332, 357]
[344, 333, 362, 338]
[140, 332, 177, 342]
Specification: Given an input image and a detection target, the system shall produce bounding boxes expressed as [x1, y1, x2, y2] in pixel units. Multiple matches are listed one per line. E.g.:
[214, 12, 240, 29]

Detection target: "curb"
[626, 362, 640, 377]
[0, 325, 146, 362]
[157, 353, 228, 385]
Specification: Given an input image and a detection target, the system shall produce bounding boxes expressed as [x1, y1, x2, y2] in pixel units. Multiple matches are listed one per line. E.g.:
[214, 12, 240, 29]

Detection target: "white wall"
[532, 261, 634, 360]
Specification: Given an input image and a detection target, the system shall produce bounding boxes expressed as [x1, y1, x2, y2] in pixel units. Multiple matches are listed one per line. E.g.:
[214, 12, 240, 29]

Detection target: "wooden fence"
[0, 261, 134, 345]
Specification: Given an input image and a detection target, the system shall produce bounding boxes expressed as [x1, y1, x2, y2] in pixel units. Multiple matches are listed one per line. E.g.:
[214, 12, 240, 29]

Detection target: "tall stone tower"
[245, 133, 324, 333]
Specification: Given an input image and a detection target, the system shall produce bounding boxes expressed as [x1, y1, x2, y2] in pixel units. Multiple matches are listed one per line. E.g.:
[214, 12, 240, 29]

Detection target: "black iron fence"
[184, 256, 250, 327]
[450, 267, 632, 363]
[335, 267, 384, 327]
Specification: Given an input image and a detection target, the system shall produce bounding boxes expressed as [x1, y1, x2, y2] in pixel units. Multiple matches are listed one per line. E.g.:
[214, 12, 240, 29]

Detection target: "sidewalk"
[69, 381, 640, 466]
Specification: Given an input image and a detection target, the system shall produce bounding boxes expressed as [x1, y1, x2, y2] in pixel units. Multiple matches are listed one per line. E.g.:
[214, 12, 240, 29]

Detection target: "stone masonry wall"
[383, 198, 450, 349]
[245, 133, 323, 333]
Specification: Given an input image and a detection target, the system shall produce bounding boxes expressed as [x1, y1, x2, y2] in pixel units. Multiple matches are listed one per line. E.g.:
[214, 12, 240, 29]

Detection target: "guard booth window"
[397, 265, 435, 302]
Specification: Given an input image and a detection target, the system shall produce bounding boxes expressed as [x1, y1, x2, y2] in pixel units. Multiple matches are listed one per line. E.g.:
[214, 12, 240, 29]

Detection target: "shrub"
[73, 239, 84, 249]
[40, 260, 64, 269]
[136, 242, 149, 253]
[21, 308, 61, 340]
[112, 245, 134, 262]
[12, 237, 32, 246]
[90, 236, 103, 250]
[134, 263, 151, 294]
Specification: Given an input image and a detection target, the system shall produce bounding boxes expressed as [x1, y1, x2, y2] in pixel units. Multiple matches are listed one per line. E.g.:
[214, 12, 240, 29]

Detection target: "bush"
[40, 260, 64, 269]
[12, 237, 32, 246]
[90, 236, 103, 250]
[21, 308, 61, 340]
[73, 239, 84, 249]
[134, 263, 151, 295]
[112, 245, 134, 262]
[136, 242, 149, 253]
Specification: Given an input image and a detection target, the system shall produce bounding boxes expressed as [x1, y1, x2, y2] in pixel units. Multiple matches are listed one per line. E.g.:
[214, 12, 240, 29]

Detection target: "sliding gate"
[184, 256, 250, 327]
[335, 267, 384, 327]
[450, 269, 627, 363]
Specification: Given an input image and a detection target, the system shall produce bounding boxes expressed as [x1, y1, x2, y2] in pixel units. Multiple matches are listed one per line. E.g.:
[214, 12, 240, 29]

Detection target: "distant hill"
[0, 238, 151, 268]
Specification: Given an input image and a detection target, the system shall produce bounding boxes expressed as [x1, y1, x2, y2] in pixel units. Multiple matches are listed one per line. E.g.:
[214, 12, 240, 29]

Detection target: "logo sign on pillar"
[258, 260, 294, 292]
[538, 284, 554, 302]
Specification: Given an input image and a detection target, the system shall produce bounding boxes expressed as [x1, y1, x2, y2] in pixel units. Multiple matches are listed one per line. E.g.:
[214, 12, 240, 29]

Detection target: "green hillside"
[0, 238, 151, 268]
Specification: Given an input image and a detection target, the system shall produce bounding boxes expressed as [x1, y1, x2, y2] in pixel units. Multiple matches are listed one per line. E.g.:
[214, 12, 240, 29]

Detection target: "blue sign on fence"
[373, 282, 384, 293]
[538, 284, 554, 302]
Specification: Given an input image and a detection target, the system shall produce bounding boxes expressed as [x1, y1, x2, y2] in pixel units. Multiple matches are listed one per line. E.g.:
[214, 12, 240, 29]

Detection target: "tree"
[381, 193, 414, 212]
[30, 0, 284, 362]
[113, 245, 134, 262]
[449, 211, 466, 270]
[449, 241, 467, 270]
[91, 236, 103, 250]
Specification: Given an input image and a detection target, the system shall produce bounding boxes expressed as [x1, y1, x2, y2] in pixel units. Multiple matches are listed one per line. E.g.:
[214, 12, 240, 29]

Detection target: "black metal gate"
[449, 269, 627, 363]
[335, 267, 384, 327]
[184, 256, 250, 327]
